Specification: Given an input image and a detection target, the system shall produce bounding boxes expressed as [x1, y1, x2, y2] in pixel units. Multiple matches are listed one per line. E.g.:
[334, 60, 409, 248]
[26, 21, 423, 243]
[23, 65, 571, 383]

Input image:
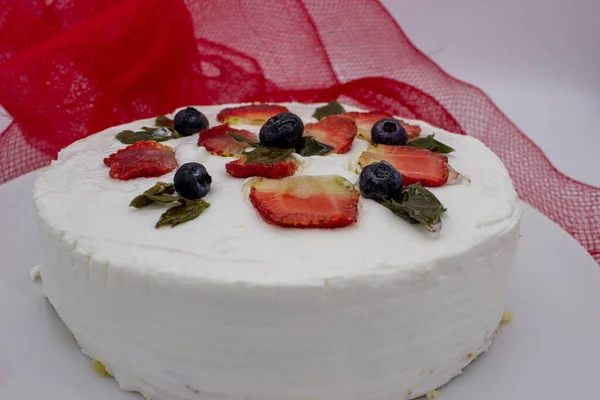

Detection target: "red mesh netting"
[0, 0, 598, 262]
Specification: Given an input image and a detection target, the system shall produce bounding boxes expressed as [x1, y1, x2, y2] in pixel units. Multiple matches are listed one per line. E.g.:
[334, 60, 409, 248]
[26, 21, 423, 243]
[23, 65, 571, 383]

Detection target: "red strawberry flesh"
[400, 120, 421, 140]
[226, 158, 297, 179]
[217, 104, 289, 125]
[304, 115, 357, 154]
[103, 141, 177, 180]
[249, 175, 359, 228]
[198, 124, 257, 157]
[358, 145, 448, 187]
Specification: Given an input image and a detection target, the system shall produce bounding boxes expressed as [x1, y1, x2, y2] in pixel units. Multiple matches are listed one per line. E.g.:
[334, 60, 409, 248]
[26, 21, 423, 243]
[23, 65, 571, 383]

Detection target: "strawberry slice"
[303, 115, 357, 154]
[217, 104, 289, 125]
[358, 145, 448, 187]
[226, 158, 297, 179]
[198, 124, 257, 157]
[104, 141, 177, 180]
[249, 175, 360, 228]
[341, 111, 421, 141]
[400, 120, 422, 140]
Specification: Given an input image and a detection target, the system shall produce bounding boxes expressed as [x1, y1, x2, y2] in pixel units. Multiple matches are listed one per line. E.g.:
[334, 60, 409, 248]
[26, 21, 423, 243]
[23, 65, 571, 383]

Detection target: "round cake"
[34, 102, 520, 400]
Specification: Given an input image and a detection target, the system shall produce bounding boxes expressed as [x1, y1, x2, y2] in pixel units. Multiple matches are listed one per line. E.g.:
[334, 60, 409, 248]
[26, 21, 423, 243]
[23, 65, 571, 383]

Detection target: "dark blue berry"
[259, 112, 304, 149]
[371, 118, 408, 146]
[174, 162, 212, 200]
[173, 107, 209, 137]
[359, 161, 403, 202]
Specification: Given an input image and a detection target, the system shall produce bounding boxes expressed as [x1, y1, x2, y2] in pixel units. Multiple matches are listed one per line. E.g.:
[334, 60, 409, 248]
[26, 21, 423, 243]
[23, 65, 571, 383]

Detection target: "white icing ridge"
[35, 102, 520, 400]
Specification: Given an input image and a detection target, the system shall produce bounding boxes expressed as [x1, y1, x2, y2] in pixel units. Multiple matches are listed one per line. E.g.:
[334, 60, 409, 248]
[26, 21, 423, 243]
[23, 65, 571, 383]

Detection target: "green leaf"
[380, 183, 446, 232]
[145, 182, 175, 196]
[116, 127, 177, 144]
[156, 199, 209, 228]
[408, 134, 454, 154]
[243, 146, 295, 166]
[155, 115, 174, 128]
[130, 182, 175, 208]
[296, 136, 334, 157]
[379, 200, 420, 225]
[312, 100, 346, 120]
[227, 131, 260, 147]
[145, 193, 179, 204]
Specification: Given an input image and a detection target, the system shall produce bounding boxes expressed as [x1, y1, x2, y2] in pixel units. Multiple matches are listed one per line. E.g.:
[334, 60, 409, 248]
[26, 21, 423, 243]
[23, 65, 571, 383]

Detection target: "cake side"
[34, 102, 520, 400]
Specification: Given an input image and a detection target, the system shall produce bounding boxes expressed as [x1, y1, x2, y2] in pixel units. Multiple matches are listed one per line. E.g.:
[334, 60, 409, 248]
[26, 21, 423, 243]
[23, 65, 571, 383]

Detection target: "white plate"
[1, 172, 599, 399]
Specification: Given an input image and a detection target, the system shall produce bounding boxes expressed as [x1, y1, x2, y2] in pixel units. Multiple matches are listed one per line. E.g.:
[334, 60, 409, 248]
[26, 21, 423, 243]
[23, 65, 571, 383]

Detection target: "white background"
[1, 0, 599, 187]
[381, 0, 600, 187]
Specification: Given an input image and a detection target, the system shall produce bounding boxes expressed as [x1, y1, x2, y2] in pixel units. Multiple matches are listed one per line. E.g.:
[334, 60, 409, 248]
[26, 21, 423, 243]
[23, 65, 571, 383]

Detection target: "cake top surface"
[34, 102, 519, 285]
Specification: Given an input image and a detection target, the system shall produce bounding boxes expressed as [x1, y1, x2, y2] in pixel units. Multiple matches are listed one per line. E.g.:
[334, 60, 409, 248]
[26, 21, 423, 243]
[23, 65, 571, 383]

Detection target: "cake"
[34, 102, 520, 400]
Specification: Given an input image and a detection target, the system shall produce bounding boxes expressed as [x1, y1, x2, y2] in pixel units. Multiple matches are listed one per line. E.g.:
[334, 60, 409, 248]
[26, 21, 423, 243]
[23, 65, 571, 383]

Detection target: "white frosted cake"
[34, 102, 520, 400]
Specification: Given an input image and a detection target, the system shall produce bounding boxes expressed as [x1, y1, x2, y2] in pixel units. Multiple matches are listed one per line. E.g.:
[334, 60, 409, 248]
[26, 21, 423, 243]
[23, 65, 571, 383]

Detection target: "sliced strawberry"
[303, 115, 357, 154]
[249, 175, 360, 228]
[226, 158, 297, 179]
[217, 104, 289, 125]
[400, 120, 421, 139]
[103, 141, 177, 180]
[341, 111, 391, 141]
[198, 124, 257, 157]
[341, 112, 421, 141]
[358, 145, 448, 187]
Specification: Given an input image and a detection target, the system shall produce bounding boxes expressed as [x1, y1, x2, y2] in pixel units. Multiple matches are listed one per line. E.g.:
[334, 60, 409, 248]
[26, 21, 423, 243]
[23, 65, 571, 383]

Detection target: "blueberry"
[359, 161, 403, 202]
[259, 112, 304, 149]
[173, 107, 209, 137]
[174, 162, 212, 200]
[371, 118, 408, 145]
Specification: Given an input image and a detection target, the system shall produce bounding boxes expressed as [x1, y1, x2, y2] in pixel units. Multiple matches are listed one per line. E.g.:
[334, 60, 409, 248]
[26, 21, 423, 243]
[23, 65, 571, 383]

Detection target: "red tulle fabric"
[0, 0, 598, 262]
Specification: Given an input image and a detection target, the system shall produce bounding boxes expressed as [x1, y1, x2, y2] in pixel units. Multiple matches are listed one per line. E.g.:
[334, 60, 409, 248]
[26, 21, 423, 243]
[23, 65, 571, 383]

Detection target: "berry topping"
[359, 161, 403, 202]
[358, 145, 448, 187]
[103, 141, 177, 180]
[173, 107, 209, 136]
[198, 124, 258, 157]
[217, 104, 289, 125]
[303, 115, 357, 154]
[259, 112, 304, 149]
[173, 163, 212, 200]
[371, 118, 408, 146]
[226, 157, 297, 179]
[341, 111, 421, 141]
[249, 175, 360, 229]
[399, 120, 422, 140]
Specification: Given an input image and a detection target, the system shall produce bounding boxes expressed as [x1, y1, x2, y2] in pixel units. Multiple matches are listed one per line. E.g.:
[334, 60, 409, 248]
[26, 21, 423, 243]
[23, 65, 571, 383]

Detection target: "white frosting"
[34, 103, 520, 400]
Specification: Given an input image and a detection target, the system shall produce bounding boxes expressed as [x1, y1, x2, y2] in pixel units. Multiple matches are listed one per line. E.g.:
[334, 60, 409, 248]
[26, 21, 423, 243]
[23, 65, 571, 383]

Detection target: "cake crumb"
[426, 389, 440, 399]
[407, 391, 413, 396]
[465, 353, 474, 359]
[185, 384, 201, 394]
[92, 359, 112, 377]
[501, 311, 513, 323]
[30, 265, 41, 281]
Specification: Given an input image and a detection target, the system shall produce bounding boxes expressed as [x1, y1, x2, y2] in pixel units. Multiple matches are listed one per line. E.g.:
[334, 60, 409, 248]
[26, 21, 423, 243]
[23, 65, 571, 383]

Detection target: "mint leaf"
[380, 183, 446, 232]
[155, 115, 174, 128]
[408, 134, 454, 154]
[243, 146, 294, 166]
[227, 131, 260, 147]
[145, 182, 175, 196]
[130, 182, 175, 208]
[156, 199, 209, 228]
[145, 193, 179, 204]
[312, 100, 346, 120]
[116, 127, 177, 144]
[296, 136, 334, 157]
